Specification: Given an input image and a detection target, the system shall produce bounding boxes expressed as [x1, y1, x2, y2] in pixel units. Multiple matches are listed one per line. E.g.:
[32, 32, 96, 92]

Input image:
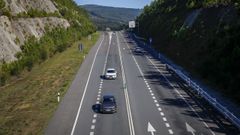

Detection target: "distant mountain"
[82, 4, 142, 30]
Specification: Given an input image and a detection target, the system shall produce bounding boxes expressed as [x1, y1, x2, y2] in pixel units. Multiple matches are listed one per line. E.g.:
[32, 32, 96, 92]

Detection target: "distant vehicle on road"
[134, 47, 144, 55]
[100, 95, 117, 113]
[105, 68, 117, 79]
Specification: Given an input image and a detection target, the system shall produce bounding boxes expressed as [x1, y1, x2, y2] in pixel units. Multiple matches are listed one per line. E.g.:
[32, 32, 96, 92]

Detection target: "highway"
[45, 31, 240, 135]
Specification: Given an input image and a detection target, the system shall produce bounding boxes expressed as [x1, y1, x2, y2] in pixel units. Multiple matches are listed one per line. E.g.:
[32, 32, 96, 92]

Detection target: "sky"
[75, 0, 153, 9]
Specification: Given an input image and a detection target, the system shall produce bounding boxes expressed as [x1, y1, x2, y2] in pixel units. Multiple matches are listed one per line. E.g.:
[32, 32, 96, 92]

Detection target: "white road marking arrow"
[186, 122, 196, 135]
[148, 122, 156, 135]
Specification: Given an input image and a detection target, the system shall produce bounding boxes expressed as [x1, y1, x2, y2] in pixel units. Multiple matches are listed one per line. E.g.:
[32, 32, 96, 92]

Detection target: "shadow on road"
[92, 104, 101, 113]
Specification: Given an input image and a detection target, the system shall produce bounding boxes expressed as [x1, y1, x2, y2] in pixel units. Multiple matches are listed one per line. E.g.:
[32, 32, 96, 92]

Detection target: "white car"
[105, 68, 117, 79]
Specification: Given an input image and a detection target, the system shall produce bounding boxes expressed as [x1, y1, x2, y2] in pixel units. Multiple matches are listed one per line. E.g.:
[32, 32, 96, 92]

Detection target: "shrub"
[0, 0, 5, 9]
[9, 62, 22, 76]
[24, 57, 34, 71]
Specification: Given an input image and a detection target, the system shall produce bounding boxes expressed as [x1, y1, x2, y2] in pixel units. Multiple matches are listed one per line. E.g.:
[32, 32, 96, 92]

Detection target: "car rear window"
[104, 97, 114, 102]
[107, 70, 115, 73]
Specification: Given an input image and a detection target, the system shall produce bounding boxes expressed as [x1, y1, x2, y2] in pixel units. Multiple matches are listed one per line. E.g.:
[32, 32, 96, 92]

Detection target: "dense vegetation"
[0, 0, 4, 9]
[83, 5, 141, 30]
[0, 0, 96, 86]
[16, 9, 60, 18]
[136, 0, 240, 103]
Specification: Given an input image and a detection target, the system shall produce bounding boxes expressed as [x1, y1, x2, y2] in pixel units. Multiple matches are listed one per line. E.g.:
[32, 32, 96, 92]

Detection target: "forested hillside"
[83, 4, 141, 30]
[136, 0, 240, 103]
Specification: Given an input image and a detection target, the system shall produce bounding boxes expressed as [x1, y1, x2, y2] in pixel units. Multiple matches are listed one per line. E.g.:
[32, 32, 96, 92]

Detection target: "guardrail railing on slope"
[131, 33, 240, 129]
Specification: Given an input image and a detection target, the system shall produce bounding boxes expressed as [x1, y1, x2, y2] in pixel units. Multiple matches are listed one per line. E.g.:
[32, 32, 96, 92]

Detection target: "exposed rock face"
[0, 16, 20, 62]
[12, 17, 70, 45]
[0, 16, 70, 62]
[0, 0, 71, 62]
[3, 0, 58, 15]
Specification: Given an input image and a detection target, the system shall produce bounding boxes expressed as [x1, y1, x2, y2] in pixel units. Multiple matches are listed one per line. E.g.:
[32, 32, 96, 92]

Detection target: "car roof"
[103, 95, 115, 98]
[107, 68, 115, 71]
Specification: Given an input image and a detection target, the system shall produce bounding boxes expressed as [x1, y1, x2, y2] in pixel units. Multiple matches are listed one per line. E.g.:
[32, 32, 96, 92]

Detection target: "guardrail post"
[187, 78, 191, 86]
[213, 98, 217, 105]
[166, 64, 169, 71]
[197, 86, 200, 95]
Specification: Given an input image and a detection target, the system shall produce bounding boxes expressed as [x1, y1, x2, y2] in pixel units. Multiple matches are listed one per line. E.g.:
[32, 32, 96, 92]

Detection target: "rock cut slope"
[0, 0, 70, 62]
[4, 0, 58, 15]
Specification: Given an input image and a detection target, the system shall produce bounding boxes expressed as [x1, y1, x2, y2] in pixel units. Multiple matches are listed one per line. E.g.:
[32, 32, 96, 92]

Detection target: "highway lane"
[45, 33, 106, 135]
[93, 33, 130, 135]
[69, 32, 131, 135]
[118, 31, 240, 135]
[116, 32, 172, 135]
[71, 32, 111, 135]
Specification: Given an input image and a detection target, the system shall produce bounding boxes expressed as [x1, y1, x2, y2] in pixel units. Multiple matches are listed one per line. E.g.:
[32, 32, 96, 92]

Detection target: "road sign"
[129, 21, 136, 28]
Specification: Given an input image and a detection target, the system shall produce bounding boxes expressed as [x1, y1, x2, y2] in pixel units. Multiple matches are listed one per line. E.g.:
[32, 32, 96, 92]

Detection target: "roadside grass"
[0, 32, 100, 135]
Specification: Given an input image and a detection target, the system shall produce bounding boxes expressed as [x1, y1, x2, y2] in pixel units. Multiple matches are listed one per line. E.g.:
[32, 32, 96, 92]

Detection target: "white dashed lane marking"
[165, 123, 170, 128]
[163, 117, 167, 122]
[92, 119, 96, 124]
[91, 125, 95, 130]
[169, 129, 174, 134]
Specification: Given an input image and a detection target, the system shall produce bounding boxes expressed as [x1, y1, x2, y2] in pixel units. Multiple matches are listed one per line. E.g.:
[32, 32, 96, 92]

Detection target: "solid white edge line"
[146, 56, 216, 135]
[70, 35, 105, 135]
[116, 32, 135, 135]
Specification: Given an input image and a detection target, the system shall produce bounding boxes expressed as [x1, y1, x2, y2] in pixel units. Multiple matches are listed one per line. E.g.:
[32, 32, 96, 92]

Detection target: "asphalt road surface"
[45, 31, 240, 135]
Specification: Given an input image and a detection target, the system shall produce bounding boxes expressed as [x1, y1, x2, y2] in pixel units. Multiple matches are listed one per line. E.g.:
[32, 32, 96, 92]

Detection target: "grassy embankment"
[0, 32, 99, 135]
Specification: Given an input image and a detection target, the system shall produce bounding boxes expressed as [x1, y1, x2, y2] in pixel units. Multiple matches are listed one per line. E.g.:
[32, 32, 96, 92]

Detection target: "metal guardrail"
[132, 33, 240, 129]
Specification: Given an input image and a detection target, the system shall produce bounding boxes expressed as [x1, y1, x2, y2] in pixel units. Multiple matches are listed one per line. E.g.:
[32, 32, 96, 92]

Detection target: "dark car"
[134, 47, 144, 55]
[101, 95, 117, 113]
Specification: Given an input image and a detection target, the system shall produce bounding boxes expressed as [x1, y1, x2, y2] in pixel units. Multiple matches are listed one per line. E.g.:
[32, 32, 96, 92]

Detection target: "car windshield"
[107, 70, 115, 73]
